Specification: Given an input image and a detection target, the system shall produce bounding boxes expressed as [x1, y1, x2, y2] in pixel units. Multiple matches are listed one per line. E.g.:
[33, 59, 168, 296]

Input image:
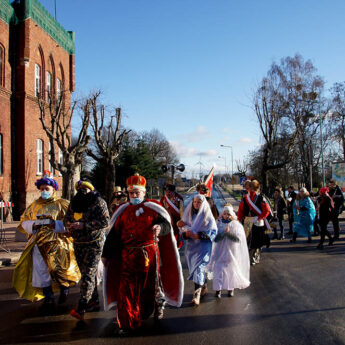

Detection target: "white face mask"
[130, 197, 143, 205]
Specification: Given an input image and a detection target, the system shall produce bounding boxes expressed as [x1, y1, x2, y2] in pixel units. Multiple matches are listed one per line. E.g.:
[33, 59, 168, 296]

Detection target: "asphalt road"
[1, 192, 345, 344]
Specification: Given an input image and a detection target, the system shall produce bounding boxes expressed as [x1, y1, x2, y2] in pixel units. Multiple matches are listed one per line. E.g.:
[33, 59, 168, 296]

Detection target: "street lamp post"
[218, 156, 227, 182]
[220, 144, 233, 187]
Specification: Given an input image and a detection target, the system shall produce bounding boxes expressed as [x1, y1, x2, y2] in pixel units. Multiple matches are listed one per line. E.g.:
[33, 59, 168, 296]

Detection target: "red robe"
[102, 200, 184, 330]
[160, 193, 184, 248]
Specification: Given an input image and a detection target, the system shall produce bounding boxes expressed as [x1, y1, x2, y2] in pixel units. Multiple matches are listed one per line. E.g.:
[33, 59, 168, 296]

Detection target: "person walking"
[237, 180, 271, 266]
[64, 180, 110, 320]
[178, 194, 217, 306]
[102, 174, 183, 335]
[328, 180, 344, 240]
[273, 188, 287, 240]
[286, 186, 297, 235]
[291, 188, 316, 243]
[316, 187, 335, 249]
[13, 172, 80, 313]
[207, 205, 250, 299]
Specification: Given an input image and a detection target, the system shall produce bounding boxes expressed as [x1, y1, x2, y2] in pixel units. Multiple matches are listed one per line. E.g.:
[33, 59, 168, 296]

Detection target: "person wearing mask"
[102, 174, 184, 335]
[316, 187, 334, 249]
[13, 172, 80, 314]
[328, 180, 344, 240]
[64, 180, 110, 321]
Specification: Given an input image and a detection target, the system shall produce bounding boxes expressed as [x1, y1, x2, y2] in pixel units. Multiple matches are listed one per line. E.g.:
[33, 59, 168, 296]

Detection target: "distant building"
[0, 0, 75, 217]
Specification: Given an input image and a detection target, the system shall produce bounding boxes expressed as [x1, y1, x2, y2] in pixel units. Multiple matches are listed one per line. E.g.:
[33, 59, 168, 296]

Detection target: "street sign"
[240, 177, 247, 186]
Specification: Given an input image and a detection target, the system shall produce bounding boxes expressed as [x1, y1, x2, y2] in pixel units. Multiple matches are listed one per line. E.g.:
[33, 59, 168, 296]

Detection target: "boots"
[201, 283, 208, 298]
[215, 291, 221, 299]
[192, 288, 202, 306]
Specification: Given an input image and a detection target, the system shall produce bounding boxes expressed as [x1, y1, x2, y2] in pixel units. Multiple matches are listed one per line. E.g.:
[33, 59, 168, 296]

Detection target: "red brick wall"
[0, 19, 12, 201]
[16, 18, 74, 212]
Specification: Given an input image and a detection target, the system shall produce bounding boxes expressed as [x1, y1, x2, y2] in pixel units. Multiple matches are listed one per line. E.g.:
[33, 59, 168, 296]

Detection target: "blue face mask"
[41, 191, 52, 200]
[130, 197, 142, 205]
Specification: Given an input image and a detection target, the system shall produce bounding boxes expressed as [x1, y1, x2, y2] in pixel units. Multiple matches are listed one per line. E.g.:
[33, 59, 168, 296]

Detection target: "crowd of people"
[11, 171, 343, 336]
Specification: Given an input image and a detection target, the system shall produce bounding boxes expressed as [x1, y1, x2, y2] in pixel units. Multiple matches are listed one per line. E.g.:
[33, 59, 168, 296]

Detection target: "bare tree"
[235, 159, 248, 177]
[38, 91, 91, 199]
[330, 82, 345, 161]
[87, 92, 130, 203]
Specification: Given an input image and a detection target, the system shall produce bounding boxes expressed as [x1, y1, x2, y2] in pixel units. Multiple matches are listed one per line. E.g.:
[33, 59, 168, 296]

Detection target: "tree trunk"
[62, 170, 75, 200]
[104, 162, 116, 205]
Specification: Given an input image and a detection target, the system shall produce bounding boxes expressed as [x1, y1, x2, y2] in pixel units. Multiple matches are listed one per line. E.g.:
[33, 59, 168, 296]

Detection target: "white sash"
[164, 195, 180, 215]
[245, 194, 271, 230]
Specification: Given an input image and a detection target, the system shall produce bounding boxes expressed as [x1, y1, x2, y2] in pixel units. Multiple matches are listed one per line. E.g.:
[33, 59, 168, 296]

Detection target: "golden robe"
[13, 194, 81, 301]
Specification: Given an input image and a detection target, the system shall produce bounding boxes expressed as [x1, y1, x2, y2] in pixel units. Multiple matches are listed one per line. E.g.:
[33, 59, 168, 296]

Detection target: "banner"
[204, 167, 215, 198]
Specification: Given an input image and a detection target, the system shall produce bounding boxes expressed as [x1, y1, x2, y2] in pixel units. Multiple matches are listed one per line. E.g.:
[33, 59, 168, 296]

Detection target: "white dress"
[208, 219, 250, 291]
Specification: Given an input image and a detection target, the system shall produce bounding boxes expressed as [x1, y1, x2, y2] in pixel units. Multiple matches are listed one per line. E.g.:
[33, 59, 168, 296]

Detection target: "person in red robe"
[160, 183, 184, 248]
[102, 174, 184, 336]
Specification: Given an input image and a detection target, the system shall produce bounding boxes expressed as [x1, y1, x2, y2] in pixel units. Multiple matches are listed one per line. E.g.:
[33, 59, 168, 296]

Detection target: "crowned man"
[102, 173, 184, 335]
[64, 180, 110, 320]
[160, 183, 184, 248]
[13, 172, 81, 313]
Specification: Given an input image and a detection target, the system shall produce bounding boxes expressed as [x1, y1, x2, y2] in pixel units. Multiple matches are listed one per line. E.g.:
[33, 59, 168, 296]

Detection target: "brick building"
[0, 0, 75, 217]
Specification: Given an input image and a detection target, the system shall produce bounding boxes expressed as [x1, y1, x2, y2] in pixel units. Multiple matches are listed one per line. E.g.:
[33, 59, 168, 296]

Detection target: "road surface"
[0, 188, 345, 344]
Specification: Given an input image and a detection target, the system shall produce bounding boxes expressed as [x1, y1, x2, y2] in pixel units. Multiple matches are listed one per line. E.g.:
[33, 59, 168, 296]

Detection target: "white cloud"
[197, 149, 218, 157]
[238, 137, 253, 144]
[170, 141, 197, 158]
[178, 125, 211, 143]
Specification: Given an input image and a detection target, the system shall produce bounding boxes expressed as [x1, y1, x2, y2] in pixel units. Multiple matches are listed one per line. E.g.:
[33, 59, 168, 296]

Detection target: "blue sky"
[39, 0, 345, 177]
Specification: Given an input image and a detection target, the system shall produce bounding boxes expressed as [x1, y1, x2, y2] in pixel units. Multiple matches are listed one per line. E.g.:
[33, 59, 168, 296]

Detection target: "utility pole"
[55, 0, 57, 20]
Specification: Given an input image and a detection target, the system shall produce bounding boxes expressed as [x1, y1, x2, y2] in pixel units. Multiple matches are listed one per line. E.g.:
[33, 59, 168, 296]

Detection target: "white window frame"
[0, 134, 3, 175]
[56, 78, 61, 102]
[46, 71, 51, 101]
[48, 142, 54, 177]
[35, 64, 41, 97]
[36, 139, 43, 175]
[58, 149, 63, 176]
[0, 46, 3, 86]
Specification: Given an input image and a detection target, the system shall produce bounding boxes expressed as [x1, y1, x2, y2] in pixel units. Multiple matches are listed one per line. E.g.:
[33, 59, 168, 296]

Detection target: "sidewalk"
[0, 222, 25, 267]
[218, 186, 241, 211]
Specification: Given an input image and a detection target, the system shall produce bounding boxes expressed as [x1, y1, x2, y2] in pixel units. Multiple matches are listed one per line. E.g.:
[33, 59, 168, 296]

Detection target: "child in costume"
[208, 205, 250, 298]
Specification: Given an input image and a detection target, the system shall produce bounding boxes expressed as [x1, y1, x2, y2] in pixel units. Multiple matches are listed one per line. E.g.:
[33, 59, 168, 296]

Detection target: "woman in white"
[208, 205, 250, 298]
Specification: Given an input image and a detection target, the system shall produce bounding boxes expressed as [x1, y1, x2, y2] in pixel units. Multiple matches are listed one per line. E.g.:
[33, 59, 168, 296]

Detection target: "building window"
[48, 142, 54, 176]
[0, 134, 3, 175]
[58, 149, 63, 176]
[36, 139, 43, 175]
[56, 78, 61, 102]
[46, 71, 51, 101]
[0, 46, 3, 87]
[35, 64, 41, 97]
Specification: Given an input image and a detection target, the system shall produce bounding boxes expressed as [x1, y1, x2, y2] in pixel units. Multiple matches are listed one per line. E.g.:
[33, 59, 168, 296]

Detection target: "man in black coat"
[329, 180, 344, 240]
[286, 186, 297, 235]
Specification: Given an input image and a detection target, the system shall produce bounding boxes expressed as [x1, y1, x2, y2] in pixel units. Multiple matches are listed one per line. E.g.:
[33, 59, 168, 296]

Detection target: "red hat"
[126, 173, 146, 192]
[320, 187, 329, 195]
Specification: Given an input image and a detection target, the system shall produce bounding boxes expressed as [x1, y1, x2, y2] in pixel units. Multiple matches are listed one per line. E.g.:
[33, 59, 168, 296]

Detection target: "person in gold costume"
[13, 172, 81, 313]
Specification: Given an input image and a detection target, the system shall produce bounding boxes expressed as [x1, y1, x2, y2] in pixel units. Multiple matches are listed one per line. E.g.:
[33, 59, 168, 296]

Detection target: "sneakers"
[228, 290, 234, 297]
[215, 291, 221, 299]
[192, 288, 202, 306]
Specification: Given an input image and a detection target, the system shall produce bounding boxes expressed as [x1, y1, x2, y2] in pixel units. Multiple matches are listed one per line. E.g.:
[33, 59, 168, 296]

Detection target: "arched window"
[0, 134, 3, 175]
[36, 139, 43, 175]
[0, 45, 3, 87]
[56, 77, 61, 102]
[46, 71, 51, 101]
[35, 64, 41, 97]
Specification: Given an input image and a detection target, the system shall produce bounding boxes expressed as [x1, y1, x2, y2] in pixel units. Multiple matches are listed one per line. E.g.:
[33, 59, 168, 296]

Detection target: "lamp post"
[220, 144, 233, 186]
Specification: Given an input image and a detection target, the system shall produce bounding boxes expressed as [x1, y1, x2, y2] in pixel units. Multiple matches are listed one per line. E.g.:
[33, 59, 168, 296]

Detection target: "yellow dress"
[13, 194, 81, 301]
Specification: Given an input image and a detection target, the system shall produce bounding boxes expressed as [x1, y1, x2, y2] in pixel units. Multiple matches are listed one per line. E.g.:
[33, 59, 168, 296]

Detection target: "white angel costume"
[208, 206, 250, 291]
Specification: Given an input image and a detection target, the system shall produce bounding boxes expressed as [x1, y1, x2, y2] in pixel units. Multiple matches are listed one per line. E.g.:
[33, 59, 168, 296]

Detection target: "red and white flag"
[204, 167, 215, 198]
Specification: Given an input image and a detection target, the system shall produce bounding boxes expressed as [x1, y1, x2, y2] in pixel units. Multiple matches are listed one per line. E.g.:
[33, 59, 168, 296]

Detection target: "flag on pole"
[204, 167, 215, 198]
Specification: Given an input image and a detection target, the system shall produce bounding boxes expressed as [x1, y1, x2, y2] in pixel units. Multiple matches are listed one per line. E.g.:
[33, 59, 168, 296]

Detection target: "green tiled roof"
[20, 0, 75, 54]
[0, 0, 16, 24]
